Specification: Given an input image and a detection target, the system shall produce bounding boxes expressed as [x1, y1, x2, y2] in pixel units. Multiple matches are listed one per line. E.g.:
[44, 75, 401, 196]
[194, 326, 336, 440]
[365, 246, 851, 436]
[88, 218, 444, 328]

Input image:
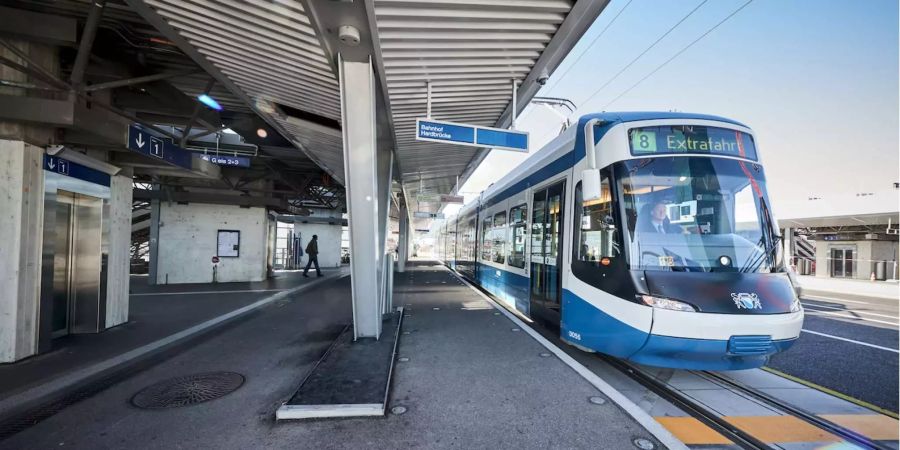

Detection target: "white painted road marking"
[130, 289, 284, 296]
[802, 294, 897, 306]
[800, 302, 899, 320]
[802, 308, 899, 326]
[801, 329, 899, 353]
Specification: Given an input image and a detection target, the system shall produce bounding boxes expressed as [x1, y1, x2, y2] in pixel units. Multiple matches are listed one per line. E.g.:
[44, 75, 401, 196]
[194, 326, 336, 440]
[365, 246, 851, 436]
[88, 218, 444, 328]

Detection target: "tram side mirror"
[582, 169, 603, 201]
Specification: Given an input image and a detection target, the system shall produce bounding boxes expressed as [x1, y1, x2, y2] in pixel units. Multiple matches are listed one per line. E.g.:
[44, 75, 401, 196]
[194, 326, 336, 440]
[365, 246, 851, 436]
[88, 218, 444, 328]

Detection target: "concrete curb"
[445, 267, 690, 450]
[0, 272, 348, 420]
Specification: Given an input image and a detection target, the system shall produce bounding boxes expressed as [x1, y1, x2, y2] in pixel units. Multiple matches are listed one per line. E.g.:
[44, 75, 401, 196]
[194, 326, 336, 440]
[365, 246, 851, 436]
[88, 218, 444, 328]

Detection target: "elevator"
[39, 169, 111, 351]
[51, 191, 105, 337]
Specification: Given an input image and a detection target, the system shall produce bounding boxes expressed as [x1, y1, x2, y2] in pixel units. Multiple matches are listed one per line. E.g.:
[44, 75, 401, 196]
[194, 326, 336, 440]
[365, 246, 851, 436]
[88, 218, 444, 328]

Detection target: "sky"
[446, 0, 899, 219]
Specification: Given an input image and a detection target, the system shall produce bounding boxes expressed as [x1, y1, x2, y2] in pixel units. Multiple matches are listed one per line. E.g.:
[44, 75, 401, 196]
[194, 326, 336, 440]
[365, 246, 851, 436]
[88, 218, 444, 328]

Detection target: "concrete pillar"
[155, 203, 268, 284]
[397, 201, 409, 272]
[147, 184, 160, 285]
[0, 140, 45, 362]
[105, 170, 133, 328]
[340, 55, 391, 340]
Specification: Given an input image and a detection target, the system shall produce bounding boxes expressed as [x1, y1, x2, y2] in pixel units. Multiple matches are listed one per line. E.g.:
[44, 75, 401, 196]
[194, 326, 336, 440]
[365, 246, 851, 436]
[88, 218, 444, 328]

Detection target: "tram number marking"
[631, 130, 657, 153]
[567, 331, 582, 341]
[658, 255, 675, 267]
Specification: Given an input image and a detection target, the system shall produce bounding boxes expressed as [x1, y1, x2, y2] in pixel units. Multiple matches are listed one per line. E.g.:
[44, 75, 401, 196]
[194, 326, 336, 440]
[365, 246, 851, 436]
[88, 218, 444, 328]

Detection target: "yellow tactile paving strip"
[656, 415, 900, 445]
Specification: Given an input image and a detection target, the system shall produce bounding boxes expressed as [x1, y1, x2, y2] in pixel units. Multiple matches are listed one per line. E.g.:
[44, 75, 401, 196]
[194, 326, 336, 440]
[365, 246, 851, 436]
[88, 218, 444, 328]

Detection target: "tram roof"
[574, 111, 749, 129]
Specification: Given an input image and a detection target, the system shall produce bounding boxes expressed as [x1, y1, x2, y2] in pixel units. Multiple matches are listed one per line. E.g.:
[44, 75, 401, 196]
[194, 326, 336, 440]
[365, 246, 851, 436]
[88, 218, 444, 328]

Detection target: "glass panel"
[618, 157, 780, 273]
[481, 218, 492, 261]
[531, 190, 547, 299]
[531, 191, 547, 259]
[575, 180, 619, 263]
[547, 192, 561, 262]
[492, 212, 507, 264]
[508, 204, 527, 268]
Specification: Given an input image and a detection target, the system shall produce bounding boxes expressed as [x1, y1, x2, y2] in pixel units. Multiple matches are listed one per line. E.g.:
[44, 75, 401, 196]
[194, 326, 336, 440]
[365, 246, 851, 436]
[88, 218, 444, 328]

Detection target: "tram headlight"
[637, 295, 697, 312]
[790, 296, 802, 313]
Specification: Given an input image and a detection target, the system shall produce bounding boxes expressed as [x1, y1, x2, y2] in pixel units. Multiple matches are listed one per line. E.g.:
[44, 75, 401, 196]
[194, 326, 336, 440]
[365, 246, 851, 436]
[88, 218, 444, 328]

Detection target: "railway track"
[453, 270, 890, 450]
[604, 356, 891, 450]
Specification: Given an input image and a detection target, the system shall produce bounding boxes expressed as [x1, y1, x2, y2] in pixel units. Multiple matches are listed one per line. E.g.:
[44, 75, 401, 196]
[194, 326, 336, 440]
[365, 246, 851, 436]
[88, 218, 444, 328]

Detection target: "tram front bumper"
[628, 309, 803, 370]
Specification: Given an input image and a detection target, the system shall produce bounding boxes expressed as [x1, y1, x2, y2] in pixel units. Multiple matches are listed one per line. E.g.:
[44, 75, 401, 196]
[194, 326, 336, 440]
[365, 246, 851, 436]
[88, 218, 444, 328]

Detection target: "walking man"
[303, 234, 322, 277]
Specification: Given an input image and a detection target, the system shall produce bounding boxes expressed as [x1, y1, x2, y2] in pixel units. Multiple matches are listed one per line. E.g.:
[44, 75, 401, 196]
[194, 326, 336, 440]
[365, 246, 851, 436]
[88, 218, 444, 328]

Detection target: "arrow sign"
[416, 118, 529, 153]
[127, 125, 193, 170]
[200, 154, 251, 168]
[43, 155, 109, 186]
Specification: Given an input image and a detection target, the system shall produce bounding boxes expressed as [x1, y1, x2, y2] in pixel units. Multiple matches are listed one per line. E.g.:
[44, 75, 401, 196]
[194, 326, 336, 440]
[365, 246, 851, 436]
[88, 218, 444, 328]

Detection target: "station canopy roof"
[127, 0, 612, 226]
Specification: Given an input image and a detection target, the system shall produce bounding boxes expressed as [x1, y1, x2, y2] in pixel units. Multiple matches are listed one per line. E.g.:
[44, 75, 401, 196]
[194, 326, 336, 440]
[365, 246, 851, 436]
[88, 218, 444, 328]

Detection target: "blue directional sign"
[43, 155, 110, 186]
[200, 154, 251, 168]
[416, 118, 529, 152]
[127, 125, 193, 170]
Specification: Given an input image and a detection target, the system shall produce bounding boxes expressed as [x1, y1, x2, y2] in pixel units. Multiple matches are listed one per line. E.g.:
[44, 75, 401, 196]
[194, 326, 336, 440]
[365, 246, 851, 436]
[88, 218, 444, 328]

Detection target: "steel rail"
[700, 371, 890, 450]
[601, 357, 771, 450]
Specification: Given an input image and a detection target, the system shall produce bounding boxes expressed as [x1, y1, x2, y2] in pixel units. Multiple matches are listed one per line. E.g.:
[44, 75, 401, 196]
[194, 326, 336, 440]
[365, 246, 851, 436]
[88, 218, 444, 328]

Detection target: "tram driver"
[637, 202, 684, 234]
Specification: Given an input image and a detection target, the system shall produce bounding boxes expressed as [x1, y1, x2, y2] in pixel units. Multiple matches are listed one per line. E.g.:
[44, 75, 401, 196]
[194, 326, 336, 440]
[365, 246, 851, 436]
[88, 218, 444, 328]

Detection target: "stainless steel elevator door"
[52, 191, 104, 337]
[52, 198, 73, 337]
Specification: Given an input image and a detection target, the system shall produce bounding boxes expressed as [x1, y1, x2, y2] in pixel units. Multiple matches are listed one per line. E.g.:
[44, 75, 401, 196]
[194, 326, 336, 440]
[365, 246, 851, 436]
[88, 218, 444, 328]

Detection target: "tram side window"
[507, 204, 527, 268]
[574, 179, 619, 263]
[481, 218, 492, 261]
[492, 212, 507, 264]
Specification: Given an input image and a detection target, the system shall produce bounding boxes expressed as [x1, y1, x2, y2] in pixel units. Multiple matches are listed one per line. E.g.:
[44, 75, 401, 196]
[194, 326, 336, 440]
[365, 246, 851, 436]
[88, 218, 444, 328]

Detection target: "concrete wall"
[105, 173, 133, 327]
[815, 239, 899, 280]
[0, 140, 45, 362]
[156, 203, 268, 284]
[293, 223, 343, 269]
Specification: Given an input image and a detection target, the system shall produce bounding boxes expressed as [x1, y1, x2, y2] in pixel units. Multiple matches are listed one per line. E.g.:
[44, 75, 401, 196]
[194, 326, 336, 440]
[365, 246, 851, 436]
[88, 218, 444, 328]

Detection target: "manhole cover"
[131, 372, 245, 409]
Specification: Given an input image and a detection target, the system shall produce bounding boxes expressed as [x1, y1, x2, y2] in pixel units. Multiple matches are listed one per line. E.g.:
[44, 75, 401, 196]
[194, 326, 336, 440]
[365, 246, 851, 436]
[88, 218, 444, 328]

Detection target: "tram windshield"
[617, 156, 782, 273]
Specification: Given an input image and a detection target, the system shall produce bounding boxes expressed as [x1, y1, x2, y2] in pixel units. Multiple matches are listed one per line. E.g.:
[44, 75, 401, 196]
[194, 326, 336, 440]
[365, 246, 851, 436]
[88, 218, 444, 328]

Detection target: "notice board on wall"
[217, 229, 240, 257]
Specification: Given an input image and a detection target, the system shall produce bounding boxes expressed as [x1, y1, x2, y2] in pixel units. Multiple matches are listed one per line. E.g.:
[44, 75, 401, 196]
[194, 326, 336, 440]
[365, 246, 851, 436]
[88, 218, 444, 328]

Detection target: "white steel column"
[397, 201, 409, 272]
[340, 55, 384, 339]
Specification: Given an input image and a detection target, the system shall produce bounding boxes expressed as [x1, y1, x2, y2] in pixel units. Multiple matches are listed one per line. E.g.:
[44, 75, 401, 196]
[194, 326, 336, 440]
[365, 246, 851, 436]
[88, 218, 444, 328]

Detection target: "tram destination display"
[628, 125, 758, 160]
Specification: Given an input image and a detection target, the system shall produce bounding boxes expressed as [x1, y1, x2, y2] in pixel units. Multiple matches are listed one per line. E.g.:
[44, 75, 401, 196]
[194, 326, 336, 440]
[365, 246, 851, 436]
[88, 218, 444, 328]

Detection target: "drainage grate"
[131, 372, 244, 409]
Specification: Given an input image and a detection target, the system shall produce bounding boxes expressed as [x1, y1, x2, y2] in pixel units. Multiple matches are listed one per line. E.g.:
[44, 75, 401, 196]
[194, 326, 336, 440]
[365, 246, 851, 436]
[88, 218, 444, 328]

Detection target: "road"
[767, 292, 899, 413]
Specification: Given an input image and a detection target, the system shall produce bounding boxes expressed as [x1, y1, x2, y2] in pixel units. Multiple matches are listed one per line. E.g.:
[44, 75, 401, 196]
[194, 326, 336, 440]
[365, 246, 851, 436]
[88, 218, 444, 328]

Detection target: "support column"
[105, 169, 133, 328]
[147, 184, 160, 285]
[0, 140, 45, 362]
[340, 55, 390, 340]
[397, 201, 409, 272]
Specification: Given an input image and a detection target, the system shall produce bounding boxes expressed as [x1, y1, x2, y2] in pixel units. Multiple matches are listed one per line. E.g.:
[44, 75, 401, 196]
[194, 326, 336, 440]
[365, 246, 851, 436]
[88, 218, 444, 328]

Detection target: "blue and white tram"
[436, 112, 803, 370]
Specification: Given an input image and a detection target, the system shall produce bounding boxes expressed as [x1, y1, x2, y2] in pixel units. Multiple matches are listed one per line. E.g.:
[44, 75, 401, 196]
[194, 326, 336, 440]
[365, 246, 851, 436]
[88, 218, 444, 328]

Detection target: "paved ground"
[0, 269, 339, 400]
[768, 292, 899, 413]
[1, 262, 669, 450]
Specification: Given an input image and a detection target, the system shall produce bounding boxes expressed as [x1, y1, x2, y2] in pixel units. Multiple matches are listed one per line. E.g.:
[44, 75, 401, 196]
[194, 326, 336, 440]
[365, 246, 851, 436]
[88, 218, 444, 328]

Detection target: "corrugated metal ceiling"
[373, 0, 576, 215]
[142, 0, 347, 183]
[130, 0, 607, 217]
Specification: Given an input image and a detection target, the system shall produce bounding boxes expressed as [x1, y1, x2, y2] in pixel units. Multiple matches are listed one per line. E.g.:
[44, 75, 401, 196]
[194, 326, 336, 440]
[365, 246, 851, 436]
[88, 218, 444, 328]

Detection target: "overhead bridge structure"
[0, 0, 609, 362]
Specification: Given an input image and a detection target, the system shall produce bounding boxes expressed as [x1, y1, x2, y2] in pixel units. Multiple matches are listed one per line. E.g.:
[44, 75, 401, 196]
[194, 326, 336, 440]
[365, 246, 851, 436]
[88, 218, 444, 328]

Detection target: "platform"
[0, 268, 345, 434]
[0, 261, 679, 449]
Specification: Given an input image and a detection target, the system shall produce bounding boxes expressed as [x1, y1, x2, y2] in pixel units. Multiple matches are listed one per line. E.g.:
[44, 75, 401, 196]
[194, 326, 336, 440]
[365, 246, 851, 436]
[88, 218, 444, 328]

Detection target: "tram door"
[530, 181, 566, 326]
